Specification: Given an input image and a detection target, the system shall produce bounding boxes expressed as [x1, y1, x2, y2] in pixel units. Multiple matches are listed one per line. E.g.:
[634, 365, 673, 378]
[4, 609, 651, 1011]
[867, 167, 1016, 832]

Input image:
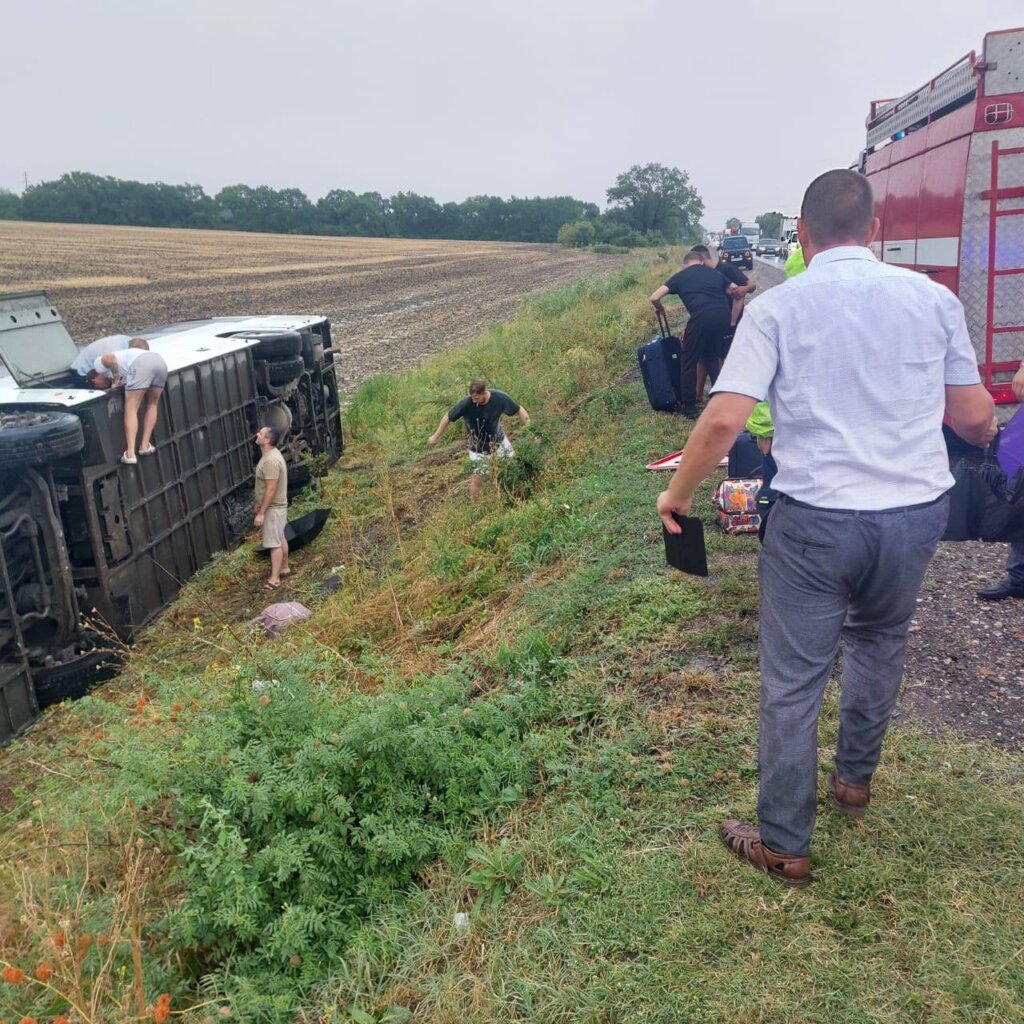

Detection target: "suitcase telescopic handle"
[656, 307, 671, 339]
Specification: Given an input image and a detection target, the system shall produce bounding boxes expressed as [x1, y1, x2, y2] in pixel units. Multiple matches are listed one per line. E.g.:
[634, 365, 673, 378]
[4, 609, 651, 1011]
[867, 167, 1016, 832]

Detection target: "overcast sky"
[2, 0, 1021, 230]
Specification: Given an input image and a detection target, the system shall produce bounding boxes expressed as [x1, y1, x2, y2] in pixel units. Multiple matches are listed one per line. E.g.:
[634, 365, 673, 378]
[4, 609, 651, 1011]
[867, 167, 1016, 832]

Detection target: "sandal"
[120, 452, 138, 465]
[719, 819, 812, 887]
[138, 444, 156, 456]
[265, 580, 281, 590]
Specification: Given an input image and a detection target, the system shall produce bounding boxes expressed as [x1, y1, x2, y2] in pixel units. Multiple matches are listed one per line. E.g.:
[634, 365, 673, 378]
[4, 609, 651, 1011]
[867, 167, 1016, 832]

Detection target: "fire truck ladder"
[865, 52, 978, 149]
[983, 139, 1024, 403]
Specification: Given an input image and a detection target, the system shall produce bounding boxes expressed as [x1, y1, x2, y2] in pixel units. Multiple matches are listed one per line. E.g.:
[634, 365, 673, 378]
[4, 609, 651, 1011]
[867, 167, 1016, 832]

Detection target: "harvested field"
[0, 220, 630, 395]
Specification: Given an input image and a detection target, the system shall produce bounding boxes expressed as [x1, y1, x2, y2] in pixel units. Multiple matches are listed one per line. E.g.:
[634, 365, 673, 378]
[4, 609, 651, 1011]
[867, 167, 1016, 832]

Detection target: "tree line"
[0, 163, 703, 247]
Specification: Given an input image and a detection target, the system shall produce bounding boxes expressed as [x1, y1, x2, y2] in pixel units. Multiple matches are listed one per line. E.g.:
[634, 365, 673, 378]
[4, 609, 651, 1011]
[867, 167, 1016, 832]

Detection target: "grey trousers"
[756, 493, 949, 856]
[1007, 539, 1024, 585]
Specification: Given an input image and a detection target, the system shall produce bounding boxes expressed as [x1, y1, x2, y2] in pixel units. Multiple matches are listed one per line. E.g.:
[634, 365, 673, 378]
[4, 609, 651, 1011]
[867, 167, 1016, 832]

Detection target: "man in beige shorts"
[254, 426, 290, 588]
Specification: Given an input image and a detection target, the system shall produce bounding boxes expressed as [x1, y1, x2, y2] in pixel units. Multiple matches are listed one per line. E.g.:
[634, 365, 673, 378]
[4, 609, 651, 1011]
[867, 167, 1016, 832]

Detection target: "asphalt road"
[753, 254, 787, 273]
[750, 255, 787, 289]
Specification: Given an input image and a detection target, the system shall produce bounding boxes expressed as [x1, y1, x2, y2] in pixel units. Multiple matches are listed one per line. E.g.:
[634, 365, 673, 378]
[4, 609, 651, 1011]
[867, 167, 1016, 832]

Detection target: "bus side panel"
[959, 126, 1024, 391]
[81, 348, 260, 635]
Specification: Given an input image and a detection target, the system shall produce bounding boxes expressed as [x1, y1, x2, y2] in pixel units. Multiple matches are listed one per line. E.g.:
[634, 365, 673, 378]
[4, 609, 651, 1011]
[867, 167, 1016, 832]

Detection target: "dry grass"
[0, 799, 178, 1022]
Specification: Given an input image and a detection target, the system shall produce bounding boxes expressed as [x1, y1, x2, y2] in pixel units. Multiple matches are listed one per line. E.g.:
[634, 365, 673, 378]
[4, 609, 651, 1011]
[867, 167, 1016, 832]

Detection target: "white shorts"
[468, 437, 515, 476]
[125, 351, 168, 391]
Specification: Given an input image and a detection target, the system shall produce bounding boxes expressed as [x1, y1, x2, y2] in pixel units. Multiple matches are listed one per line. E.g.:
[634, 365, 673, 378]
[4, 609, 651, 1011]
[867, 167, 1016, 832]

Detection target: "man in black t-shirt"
[692, 244, 757, 397]
[693, 244, 757, 331]
[429, 378, 531, 498]
[650, 249, 740, 416]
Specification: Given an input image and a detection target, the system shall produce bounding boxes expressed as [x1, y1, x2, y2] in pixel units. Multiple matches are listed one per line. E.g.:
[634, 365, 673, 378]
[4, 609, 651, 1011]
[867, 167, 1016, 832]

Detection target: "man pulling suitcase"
[650, 249, 740, 417]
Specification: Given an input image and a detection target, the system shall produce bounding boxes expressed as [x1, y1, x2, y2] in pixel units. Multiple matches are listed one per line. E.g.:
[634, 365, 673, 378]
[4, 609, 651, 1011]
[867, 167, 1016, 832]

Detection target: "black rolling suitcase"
[637, 309, 683, 412]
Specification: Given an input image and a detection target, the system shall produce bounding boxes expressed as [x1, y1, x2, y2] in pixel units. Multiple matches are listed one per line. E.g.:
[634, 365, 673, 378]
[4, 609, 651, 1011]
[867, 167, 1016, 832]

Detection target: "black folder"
[662, 514, 708, 576]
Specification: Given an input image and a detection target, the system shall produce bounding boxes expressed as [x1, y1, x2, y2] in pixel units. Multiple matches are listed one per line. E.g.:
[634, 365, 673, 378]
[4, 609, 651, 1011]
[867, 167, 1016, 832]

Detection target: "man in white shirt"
[71, 335, 146, 384]
[656, 169, 997, 886]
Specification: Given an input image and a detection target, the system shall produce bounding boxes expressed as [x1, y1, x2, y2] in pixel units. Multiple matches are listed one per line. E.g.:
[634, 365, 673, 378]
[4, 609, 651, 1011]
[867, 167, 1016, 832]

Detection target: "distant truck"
[0, 293, 344, 742]
[740, 224, 760, 247]
[780, 216, 798, 252]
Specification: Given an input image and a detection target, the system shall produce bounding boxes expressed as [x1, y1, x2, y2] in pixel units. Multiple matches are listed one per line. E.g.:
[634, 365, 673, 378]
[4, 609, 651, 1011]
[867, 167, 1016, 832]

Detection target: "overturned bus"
[0, 292, 343, 742]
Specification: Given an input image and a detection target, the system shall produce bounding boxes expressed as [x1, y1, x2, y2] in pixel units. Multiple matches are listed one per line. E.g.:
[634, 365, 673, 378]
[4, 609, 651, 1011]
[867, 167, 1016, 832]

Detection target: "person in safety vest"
[744, 239, 806, 444]
[784, 243, 807, 277]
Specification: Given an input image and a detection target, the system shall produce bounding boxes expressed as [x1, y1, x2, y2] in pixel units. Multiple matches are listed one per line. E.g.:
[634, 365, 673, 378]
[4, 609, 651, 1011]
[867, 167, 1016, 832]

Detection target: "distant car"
[755, 238, 783, 257]
[719, 235, 753, 270]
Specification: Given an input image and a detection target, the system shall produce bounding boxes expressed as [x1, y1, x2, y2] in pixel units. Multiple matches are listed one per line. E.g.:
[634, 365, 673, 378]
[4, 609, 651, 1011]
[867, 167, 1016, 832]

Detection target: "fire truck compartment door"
[984, 30, 1024, 97]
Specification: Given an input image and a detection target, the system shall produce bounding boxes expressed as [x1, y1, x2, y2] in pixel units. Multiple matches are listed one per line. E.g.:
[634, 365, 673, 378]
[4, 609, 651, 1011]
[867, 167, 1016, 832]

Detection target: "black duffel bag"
[943, 454, 1024, 542]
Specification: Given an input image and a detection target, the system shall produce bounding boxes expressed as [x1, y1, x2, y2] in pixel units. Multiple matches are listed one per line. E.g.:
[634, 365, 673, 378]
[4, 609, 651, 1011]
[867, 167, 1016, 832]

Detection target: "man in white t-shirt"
[90, 341, 168, 464]
[656, 169, 997, 887]
[71, 335, 146, 384]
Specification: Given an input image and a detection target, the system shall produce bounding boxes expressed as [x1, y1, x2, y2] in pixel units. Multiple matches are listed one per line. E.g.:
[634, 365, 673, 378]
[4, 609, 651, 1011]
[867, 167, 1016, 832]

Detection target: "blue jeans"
[1008, 540, 1024, 585]
[756, 494, 949, 856]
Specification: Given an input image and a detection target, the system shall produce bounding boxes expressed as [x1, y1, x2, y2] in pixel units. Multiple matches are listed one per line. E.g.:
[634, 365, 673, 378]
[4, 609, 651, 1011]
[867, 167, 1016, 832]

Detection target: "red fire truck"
[857, 27, 1024, 406]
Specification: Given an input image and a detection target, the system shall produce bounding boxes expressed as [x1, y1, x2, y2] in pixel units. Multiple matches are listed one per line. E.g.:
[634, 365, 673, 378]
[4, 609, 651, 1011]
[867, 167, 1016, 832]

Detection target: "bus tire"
[0, 411, 85, 470]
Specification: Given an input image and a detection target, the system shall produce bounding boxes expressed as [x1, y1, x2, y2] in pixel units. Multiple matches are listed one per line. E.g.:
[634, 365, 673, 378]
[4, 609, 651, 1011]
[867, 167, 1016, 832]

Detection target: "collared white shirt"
[710, 246, 980, 509]
[71, 334, 131, 376]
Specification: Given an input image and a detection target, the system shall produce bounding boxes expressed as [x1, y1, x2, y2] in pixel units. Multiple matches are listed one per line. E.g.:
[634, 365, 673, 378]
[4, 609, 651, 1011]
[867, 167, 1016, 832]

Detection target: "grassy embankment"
[1, 254, 1022, 1023]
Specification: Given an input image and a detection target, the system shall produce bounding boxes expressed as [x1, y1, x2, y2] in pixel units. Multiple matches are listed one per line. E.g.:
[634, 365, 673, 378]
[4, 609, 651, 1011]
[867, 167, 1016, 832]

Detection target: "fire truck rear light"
[984, 103, 1013, 124]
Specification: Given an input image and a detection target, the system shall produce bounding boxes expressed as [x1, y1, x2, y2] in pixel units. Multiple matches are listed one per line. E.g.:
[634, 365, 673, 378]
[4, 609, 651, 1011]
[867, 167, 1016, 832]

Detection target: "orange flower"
[55, 1017, 71, 1024]
[135, 698, 149, 713]
[1, 965, 25, 983]
[172, 704, 183, 712]
[97, 934, 109, 946]
[153, 993, 172, 1023]
[52, 930, 66, 948]
[19, 1017, 38, 1024]
[33, 962, 53, 981]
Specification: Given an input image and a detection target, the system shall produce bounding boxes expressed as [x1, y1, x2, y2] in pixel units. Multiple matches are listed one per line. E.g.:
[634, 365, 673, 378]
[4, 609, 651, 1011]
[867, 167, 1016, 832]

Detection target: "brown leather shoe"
[828, 771, 870, 817]
[719, 819, 812, 887]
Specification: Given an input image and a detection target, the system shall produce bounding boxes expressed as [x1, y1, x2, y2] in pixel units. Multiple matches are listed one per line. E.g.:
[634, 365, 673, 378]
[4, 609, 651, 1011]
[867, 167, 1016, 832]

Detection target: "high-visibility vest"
[746, 401, 774, 438]
[784, 245, 806, 277]
[744, 245, 807, 436]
